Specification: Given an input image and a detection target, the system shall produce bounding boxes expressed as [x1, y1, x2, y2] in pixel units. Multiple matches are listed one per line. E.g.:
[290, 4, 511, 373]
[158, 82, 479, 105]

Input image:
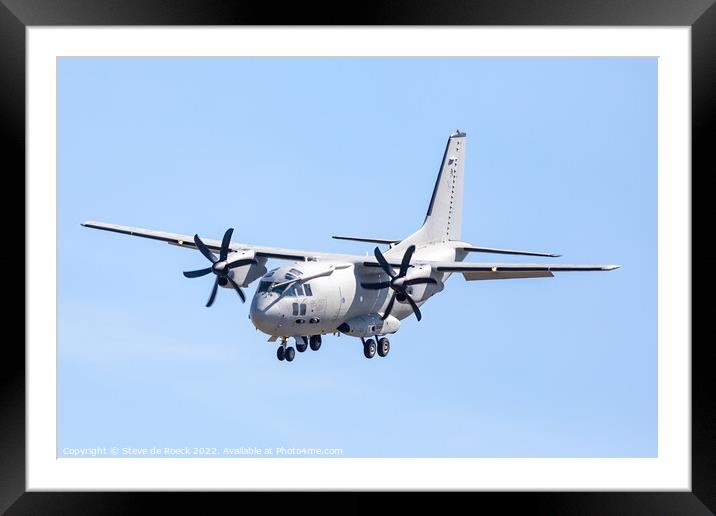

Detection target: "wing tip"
[604, 265, 621, 270]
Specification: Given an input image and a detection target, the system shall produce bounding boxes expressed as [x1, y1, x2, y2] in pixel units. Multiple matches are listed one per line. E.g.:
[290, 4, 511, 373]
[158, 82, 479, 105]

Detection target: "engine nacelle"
[226, 251, 267, 287]
[337, 314, 400, 338]
[401, 265, 444, 303]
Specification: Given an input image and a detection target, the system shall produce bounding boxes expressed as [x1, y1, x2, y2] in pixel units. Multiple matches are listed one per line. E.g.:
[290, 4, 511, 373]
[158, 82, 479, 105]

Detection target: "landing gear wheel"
[296, 338, 308, 353]
[276, 346, 285, 361]
[363, 339, 377, 359]
[285, 346, 296, 362]
[378, 337, 390, 357]
[310, 335, 322, 351]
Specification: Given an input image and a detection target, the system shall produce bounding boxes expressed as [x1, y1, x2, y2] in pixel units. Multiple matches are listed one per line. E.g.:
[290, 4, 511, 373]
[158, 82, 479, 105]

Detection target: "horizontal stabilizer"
[461, 246, 561, 258]
[333, 235, 400, 245]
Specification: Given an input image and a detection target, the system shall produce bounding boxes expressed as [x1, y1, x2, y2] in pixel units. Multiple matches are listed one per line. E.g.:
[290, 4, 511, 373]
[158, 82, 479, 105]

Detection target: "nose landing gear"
[276, 344, 295, 362]
[276, 337, 295, 362]
[284, 346, 296, 362]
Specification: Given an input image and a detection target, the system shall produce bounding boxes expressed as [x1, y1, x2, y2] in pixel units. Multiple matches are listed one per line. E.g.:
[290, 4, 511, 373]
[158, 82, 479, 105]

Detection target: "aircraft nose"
[250, 293, 279, 334]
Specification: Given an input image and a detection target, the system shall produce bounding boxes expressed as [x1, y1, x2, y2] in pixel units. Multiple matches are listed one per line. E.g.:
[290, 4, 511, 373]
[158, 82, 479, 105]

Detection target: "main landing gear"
[377, 337, 390, 357]
[310, 335, 322, 351]
[296, 336, 308, 353]
[277, 335, 322, 363]
[362, 337, 390, 359]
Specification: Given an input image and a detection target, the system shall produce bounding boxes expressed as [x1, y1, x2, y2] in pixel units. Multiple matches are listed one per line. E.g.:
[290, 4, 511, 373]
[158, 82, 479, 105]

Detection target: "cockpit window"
[258, 280, 288, 295]
[289, 268, 303, 276]
[257, 278, 306, 296]
[264, 268, 279, 279]
[271, 283, 289, 295]
[284, 273, 297, 281]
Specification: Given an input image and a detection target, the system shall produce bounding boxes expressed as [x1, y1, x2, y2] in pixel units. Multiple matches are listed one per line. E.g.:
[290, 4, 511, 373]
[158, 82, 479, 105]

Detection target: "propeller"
[360, 245, 437, 321]
[182, 228, 257, 307]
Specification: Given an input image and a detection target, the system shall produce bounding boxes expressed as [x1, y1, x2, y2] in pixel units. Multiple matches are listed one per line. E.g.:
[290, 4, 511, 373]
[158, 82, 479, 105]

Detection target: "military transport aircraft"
[83, 130, 619, 362]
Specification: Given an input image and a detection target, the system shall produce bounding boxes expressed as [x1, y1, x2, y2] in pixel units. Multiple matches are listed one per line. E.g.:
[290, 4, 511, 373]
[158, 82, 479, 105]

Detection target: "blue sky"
[58, 57, 656, 458]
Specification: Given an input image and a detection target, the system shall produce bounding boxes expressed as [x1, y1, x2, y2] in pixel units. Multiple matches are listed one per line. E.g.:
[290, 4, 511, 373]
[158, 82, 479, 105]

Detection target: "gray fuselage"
[248, 244, 464, 338]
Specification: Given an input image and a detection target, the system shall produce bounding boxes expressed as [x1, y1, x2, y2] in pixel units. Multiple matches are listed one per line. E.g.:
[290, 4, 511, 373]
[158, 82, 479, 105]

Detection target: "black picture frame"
[5, 1, 713, 513]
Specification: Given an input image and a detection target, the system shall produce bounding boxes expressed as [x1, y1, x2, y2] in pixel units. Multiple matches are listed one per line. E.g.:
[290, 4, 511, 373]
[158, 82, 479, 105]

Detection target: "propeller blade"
[227, 258, 258, 269]
[206, 278, 219, 307]
[402, 277, 438, 286]
[374, 247, 396, 278]
[227, 276, 246, 303]
[404, 292, 422, 321]
[381, 292, 397, 320]
[194, 234, 217, 263]
[220, 228, 234, 261]
[399, 245, 415, 277]
[361, 281, 391, 290]
[183, 267, 213, 278]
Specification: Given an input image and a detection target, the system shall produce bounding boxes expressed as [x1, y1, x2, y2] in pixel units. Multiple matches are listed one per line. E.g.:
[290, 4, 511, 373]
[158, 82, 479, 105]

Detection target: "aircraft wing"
[81, 220, 363, 263]
[427, 261, 620, 281]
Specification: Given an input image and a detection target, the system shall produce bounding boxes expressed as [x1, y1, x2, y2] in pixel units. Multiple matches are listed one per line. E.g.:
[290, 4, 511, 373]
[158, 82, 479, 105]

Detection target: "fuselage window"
[299, 303, 307, 316]
[292, 303, 299, 316]
[304, 284, 313, 296]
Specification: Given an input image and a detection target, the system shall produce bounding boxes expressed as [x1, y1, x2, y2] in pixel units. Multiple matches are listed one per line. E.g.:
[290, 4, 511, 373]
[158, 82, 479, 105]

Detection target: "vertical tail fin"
[396, 130, 466, 249]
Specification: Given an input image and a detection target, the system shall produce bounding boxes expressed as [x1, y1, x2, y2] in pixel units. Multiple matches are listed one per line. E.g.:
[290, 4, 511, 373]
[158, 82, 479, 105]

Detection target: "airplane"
[82, 130, 620, 363]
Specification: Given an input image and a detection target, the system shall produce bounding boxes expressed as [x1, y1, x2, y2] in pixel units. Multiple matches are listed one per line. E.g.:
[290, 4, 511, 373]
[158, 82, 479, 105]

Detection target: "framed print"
[5, 0, 714, 513]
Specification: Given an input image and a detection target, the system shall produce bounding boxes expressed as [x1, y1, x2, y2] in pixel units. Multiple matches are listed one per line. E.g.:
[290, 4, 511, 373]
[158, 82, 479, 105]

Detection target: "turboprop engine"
[226, 250, 267, 287]
[182, 228, 266, 307]
[337, 314, 401, 338]
[400, 265, 444, 303]
[361, 245, 442, 322]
